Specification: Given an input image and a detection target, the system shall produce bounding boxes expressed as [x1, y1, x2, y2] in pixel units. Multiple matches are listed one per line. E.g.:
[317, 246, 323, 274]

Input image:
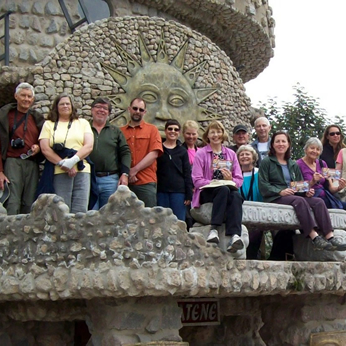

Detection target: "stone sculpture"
[101, 31, 224, 136]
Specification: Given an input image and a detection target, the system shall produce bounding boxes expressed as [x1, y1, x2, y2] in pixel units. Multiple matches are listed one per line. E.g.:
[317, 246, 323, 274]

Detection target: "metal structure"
[0, 11, 12, 66]
[58, 0, 90, 32]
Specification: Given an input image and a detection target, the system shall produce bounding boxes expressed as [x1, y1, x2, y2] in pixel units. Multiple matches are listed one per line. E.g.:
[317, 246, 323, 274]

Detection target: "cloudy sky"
[245, 0, 346, 121]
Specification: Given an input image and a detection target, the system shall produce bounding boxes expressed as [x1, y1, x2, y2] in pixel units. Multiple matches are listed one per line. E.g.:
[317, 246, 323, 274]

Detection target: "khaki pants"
[4, 157, 39, 215]
[129, 182, 157, 207]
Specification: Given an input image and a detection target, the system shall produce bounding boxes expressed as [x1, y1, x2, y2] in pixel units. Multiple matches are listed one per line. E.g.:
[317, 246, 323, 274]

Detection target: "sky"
[245, 0, 346, 121]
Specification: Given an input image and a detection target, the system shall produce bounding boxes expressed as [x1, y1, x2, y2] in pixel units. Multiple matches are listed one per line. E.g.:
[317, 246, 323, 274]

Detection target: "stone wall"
[2, 187, 346, 302]
[181, 295, 346, 346]
[30, 16, 253, 134]
[0, 1, 73, 65]
[1, 188, 346, 344]
[2, 295, 346, 345]
[0, 0, 275, 84]
[0, 0, 275, 133]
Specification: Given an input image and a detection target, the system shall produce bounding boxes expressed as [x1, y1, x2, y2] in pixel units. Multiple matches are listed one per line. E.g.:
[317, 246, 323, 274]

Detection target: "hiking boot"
[207, 229, 219, 244]
[227, 234, 244, 253]
[312, 236, 335, 251]
[328, 237, 346, 251]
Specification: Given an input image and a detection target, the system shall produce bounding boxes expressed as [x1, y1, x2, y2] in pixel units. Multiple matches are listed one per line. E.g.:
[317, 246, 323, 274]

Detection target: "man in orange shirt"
[121, 98, 163, 207]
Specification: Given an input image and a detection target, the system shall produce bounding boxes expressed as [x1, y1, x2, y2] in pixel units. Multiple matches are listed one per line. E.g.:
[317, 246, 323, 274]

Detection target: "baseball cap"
[0, 181, 10, 204]
[233, 125, 248, 134]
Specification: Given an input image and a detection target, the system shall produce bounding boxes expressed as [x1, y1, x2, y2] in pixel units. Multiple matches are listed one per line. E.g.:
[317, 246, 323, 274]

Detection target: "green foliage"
[291, 267, 305, 291]
[332, 115, 346, 135]
[257, 84, 332, 160]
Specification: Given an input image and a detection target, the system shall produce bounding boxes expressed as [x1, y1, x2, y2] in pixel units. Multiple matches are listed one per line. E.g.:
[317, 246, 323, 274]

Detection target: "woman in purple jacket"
[296, 137, 346, 209]
[192, 121, 244, 253]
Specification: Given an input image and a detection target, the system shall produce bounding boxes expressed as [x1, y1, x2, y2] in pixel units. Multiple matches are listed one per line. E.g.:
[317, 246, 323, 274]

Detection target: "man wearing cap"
[229, 124, 250, 152]
[89, 97, 132, 209]
[0, 82, 44, 214]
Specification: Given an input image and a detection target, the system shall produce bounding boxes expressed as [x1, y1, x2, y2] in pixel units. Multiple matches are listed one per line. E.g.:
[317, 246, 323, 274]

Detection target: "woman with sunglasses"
[320, 125, 346, 168]
[192, 121, 244, 253]
[38, 94, 94, 213]
[156, 120, 193, 221]
[259, 131, 346, 252]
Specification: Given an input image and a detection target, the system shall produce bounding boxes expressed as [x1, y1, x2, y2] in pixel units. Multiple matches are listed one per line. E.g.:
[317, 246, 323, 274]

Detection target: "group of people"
[0, 84, 194, 223]
[228, 120, 346, 257]
[2, 82, 346, 259]
[0, 84, 160, 215]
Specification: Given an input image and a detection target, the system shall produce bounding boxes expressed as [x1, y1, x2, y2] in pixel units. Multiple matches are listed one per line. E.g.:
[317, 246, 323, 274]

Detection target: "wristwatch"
[122, 173, 129, 177]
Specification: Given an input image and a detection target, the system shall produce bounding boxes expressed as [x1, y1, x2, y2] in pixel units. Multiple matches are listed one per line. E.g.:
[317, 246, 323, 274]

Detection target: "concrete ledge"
[191, 201, 346, 231]
[0, 189, 346, 302]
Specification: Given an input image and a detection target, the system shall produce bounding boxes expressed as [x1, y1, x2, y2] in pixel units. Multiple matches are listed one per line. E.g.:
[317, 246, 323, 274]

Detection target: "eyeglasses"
[20, 149, 33, 160]
[93, 105, 109, 111]
[166, 127, 180, 132]
[132, 106, 145, 113]
[329, 132, 341, 136]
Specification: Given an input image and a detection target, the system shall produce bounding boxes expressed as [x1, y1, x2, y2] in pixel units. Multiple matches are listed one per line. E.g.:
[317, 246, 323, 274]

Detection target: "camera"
[53, 143, 65, 151]
[11, 138, 25, 149]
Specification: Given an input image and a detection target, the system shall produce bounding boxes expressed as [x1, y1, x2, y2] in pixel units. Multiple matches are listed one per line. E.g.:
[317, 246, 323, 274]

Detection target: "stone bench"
[191, 201, 346, 231]
[191, 201, 346, 261]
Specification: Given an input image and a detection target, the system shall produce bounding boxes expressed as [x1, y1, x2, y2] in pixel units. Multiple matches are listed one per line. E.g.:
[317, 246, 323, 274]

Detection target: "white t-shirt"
[257, 141, 270, 161]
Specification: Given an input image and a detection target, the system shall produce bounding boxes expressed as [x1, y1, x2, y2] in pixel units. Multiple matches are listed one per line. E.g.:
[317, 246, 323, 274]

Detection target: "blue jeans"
[157, 192, 186, 221]
[53, 172, 90, 214]
[93, 174, 119, 209]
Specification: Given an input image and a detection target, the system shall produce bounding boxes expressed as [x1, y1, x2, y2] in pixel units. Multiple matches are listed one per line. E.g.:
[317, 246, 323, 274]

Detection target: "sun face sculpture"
[101, 31, 224, 135]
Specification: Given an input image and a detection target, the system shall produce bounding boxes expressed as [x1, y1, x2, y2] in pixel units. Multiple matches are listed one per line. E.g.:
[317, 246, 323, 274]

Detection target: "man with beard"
[121, 98, 163, 207]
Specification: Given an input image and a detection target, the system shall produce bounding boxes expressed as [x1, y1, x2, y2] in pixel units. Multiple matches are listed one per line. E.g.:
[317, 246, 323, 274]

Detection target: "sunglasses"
[167, 127, 180, 132]
[132, 106, 145, 113]
[329, 132, 341, 136]
[20, 149, 34, 160]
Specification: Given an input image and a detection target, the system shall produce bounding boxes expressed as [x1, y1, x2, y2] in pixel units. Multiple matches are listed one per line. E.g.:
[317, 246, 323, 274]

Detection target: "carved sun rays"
[101, 30, 224, 124]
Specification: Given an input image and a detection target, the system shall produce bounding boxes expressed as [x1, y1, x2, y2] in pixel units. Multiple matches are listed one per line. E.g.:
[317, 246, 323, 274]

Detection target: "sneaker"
[207, 229, 219, 244]
[227, 234, 244, 253]
[328, 237, 346, 251]
[311, 236, 335, 251]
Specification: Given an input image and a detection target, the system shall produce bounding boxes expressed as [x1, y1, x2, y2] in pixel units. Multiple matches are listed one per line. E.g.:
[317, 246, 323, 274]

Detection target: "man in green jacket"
[89, 97, 131, 209]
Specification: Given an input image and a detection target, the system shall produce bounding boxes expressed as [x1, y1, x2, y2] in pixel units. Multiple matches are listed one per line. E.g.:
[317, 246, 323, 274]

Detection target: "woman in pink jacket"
[192, 121, 243, 253]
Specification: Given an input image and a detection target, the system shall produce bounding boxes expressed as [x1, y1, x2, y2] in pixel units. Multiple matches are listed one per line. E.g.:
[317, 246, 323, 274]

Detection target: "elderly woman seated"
[237, 145, 262, 202]
[296, 137, 346, 210]
[237, 145, 263, 259]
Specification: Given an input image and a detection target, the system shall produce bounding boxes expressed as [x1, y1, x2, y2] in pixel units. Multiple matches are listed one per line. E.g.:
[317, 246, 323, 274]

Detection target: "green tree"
[332, 115, 346, 135]
[257, 84, 329, 160]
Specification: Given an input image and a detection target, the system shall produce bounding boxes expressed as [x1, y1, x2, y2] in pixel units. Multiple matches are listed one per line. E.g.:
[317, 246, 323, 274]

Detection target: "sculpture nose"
[155, 103, 173, 121]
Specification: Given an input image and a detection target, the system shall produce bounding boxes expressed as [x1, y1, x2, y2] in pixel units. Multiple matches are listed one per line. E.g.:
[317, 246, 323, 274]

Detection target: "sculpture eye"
[169, 95, 185, 107]
[140, 91, 157, 103]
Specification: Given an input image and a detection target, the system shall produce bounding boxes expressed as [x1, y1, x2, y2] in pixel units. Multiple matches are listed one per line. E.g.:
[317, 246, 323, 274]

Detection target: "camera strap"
[52, 119, 72, 147]
[9, 109, 29, 140]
